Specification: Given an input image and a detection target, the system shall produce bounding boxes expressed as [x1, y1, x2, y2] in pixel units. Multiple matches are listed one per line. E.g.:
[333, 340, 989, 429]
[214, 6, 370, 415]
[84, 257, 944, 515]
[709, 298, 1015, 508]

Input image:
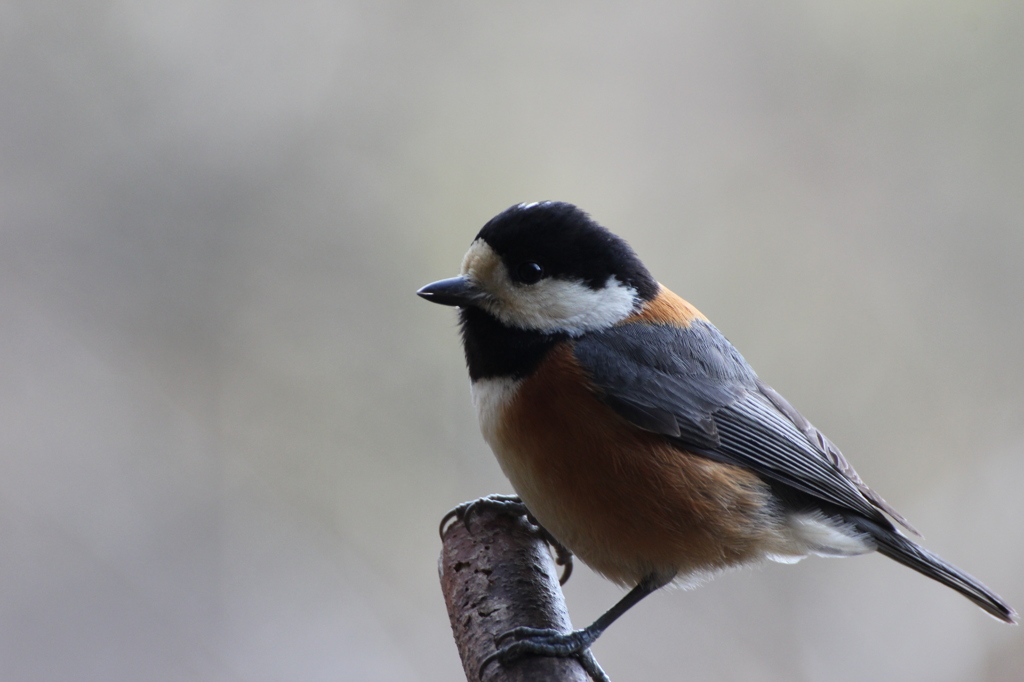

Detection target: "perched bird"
[419, 201, 1016, 675]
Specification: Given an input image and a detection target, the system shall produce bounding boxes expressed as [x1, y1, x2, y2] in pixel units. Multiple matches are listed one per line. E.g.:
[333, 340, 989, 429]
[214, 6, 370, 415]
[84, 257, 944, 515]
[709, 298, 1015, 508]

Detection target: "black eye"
[516, 261, 545, 284]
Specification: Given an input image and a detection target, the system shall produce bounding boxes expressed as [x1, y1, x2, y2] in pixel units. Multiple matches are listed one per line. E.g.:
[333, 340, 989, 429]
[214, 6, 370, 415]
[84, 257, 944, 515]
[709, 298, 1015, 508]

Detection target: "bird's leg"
[480, 573, 670, 682]
[439, 494, 574, 584]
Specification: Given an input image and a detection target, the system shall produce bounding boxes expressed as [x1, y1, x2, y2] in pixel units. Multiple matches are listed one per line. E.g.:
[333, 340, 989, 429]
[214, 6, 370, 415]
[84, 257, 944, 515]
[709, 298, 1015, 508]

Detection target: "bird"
[418, 201, 1016, 677]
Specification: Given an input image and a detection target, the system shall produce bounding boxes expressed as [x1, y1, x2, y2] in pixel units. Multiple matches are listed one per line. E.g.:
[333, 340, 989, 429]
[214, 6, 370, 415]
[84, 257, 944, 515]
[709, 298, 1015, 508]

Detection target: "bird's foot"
[439, 494, 573, 584]
[439, 494, 526, 538]
[480, 626, 609, 682]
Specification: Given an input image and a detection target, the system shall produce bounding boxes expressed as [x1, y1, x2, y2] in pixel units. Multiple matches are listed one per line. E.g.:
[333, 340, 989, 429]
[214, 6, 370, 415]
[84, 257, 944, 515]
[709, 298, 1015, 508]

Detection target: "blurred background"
[1, 1, 1022, 680]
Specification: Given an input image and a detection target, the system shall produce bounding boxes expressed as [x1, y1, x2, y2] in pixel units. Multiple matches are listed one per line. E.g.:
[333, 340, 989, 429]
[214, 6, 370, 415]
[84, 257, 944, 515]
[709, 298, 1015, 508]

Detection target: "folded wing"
[573, 320, 908, 531]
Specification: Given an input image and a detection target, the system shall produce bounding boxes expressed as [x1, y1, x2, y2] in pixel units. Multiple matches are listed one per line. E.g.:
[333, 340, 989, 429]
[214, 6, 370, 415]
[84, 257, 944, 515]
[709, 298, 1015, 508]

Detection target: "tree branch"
[439, 503, 593, 682]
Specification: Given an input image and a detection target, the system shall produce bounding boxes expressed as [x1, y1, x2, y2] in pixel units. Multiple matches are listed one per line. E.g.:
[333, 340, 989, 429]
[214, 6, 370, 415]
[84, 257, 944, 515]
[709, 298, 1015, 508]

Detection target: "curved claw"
[526, 515, 574, 585]
[439, 494, 526, 539]
[577, 649, 611, 682]
[438, 508, 457, 539]
[479, 627, 605, 681]
[557, 554, 574, 585]
[438, 505, 465, 539]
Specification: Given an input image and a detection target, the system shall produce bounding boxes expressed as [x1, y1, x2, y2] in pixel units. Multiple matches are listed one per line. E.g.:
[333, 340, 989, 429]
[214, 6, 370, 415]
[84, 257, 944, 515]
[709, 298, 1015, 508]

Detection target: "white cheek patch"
[460, 240, 639, 335]
[495, 276, 639, 335]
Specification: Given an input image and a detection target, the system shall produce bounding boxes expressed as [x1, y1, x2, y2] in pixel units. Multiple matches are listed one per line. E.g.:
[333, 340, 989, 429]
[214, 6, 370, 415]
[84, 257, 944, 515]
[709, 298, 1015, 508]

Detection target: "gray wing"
[754, 379, 918, 534]
[573, 320, 913, 531]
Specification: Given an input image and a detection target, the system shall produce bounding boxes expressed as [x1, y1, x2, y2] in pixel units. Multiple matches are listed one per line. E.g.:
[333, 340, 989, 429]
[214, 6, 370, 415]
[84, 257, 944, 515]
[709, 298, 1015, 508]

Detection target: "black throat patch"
[459, 306, 566, 381]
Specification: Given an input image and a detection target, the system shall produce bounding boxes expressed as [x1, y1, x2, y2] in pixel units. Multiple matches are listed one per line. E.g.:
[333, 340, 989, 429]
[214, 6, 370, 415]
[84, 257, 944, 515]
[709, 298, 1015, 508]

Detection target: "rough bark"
[439, 507, 591, 682]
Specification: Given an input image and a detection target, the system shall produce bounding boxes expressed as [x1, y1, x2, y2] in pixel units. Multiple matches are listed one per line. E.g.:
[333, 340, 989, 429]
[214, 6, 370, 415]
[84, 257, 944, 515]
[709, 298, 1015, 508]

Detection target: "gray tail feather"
[853, 518, 1017, 624]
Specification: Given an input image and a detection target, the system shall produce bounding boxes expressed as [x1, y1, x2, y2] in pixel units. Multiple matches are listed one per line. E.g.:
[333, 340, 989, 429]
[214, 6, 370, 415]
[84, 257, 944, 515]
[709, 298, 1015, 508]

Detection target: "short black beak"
[416, 276, 481, 307]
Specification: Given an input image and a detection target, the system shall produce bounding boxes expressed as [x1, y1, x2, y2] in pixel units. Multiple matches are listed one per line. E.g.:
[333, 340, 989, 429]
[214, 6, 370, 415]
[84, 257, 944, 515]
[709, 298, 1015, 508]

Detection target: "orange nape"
[623, 285, 707, 328]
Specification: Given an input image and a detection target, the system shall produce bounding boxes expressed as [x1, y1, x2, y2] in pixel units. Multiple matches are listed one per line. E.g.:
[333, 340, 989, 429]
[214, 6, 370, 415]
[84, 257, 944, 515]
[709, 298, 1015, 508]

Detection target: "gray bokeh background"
[2, 2, 1022, 680]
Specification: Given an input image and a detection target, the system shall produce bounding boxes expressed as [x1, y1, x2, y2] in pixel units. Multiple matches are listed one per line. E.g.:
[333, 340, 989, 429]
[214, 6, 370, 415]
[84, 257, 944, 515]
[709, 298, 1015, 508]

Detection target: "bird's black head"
[418, 202, 658, 336]
[475, 202, 658, 299]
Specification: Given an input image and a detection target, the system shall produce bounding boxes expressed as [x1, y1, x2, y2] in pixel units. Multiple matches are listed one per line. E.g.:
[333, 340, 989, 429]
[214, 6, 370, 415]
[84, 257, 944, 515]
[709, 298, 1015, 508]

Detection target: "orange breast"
[494, 343, 777, 586]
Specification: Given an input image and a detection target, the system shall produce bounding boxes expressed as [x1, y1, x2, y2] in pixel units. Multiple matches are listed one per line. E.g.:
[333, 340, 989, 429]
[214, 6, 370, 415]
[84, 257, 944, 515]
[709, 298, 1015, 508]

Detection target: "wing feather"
[573, 320, 911, 531]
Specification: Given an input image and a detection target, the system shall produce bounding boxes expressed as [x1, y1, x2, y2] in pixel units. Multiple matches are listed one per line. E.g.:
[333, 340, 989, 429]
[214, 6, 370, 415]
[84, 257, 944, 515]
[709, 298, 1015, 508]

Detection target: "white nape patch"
[767, 511, 875, 564]
[460, 239, 638, 335]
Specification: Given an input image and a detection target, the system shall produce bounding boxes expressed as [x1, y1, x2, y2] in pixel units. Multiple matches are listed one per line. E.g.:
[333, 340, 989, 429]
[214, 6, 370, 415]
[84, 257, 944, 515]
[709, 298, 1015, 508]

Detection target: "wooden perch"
[439, 504, 595, 682]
